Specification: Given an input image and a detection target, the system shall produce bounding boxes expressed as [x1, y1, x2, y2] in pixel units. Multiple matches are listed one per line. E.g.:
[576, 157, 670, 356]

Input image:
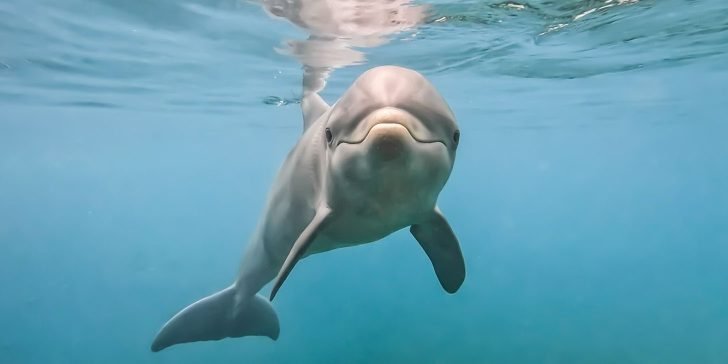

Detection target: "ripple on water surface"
[0, 0, 727, 112]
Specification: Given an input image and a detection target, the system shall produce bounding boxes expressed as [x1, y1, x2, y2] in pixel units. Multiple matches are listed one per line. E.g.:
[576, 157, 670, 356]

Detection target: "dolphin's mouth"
[336, 109, 447, 146]
[337, 122, 407, 145]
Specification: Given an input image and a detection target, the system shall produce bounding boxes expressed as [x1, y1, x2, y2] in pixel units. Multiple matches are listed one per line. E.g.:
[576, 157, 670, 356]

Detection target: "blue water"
[2, 0, 728, 362]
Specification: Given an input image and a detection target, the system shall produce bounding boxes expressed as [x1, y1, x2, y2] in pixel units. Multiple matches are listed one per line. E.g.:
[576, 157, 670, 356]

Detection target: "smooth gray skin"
[151, 65, 465, 352]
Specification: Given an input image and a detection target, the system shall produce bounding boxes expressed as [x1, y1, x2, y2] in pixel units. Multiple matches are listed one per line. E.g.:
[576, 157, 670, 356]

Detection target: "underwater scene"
[1, 0, 727, 363]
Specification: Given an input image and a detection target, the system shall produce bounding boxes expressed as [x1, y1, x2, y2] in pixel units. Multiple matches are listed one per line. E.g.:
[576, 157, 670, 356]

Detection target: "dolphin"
[151, 65, 464, 352]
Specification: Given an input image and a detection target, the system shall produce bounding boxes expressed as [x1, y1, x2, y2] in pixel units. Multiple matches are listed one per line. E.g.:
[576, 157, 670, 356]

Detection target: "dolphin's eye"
[453, 130, 460, 144]
[325, 128, 333, 144]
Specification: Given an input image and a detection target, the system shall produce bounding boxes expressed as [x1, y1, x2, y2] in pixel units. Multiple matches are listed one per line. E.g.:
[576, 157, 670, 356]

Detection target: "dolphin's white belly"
[309, 215, 411, 255]
[309, 175, 435, 254]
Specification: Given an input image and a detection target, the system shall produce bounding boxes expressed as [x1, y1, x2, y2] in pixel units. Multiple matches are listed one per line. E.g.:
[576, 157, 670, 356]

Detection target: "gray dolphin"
[151, 65, 464, 352]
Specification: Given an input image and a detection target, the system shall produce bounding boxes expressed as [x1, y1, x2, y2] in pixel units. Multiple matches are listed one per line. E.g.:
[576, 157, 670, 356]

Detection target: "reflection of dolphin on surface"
[260, 0, 428, 41]
[151, 65, 465, 351]
[260, 0, 430, 96]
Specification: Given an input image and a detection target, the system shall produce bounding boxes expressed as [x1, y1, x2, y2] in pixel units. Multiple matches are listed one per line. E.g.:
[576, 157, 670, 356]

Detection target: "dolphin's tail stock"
[151, 285, 279, 352]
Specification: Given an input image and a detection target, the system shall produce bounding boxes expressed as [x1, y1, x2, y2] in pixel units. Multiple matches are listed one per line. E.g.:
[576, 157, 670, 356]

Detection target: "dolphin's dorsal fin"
[301, 65, 331, 131]
[302, 91, 329, 130]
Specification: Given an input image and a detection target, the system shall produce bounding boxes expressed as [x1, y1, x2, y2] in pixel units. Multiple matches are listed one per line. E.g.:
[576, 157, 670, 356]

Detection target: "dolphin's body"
[151, 65, 464, 352]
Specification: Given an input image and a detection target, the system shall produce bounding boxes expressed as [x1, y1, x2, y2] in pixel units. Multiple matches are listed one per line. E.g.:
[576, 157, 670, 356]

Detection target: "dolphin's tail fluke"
[151, 286, 279, 352]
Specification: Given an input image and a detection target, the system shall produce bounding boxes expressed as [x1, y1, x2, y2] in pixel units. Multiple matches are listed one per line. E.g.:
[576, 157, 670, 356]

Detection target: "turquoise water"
[2, 0, 728, 362]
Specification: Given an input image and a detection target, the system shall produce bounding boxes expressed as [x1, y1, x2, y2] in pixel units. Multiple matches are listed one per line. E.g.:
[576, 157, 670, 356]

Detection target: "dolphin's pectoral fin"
[410, 208, 465, 294]
[151, 287, 279, 352]
[270, 206, 333, 301]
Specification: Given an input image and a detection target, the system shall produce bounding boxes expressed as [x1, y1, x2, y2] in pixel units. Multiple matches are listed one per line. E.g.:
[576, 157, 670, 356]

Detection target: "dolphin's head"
[322, 66, 459, 215]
